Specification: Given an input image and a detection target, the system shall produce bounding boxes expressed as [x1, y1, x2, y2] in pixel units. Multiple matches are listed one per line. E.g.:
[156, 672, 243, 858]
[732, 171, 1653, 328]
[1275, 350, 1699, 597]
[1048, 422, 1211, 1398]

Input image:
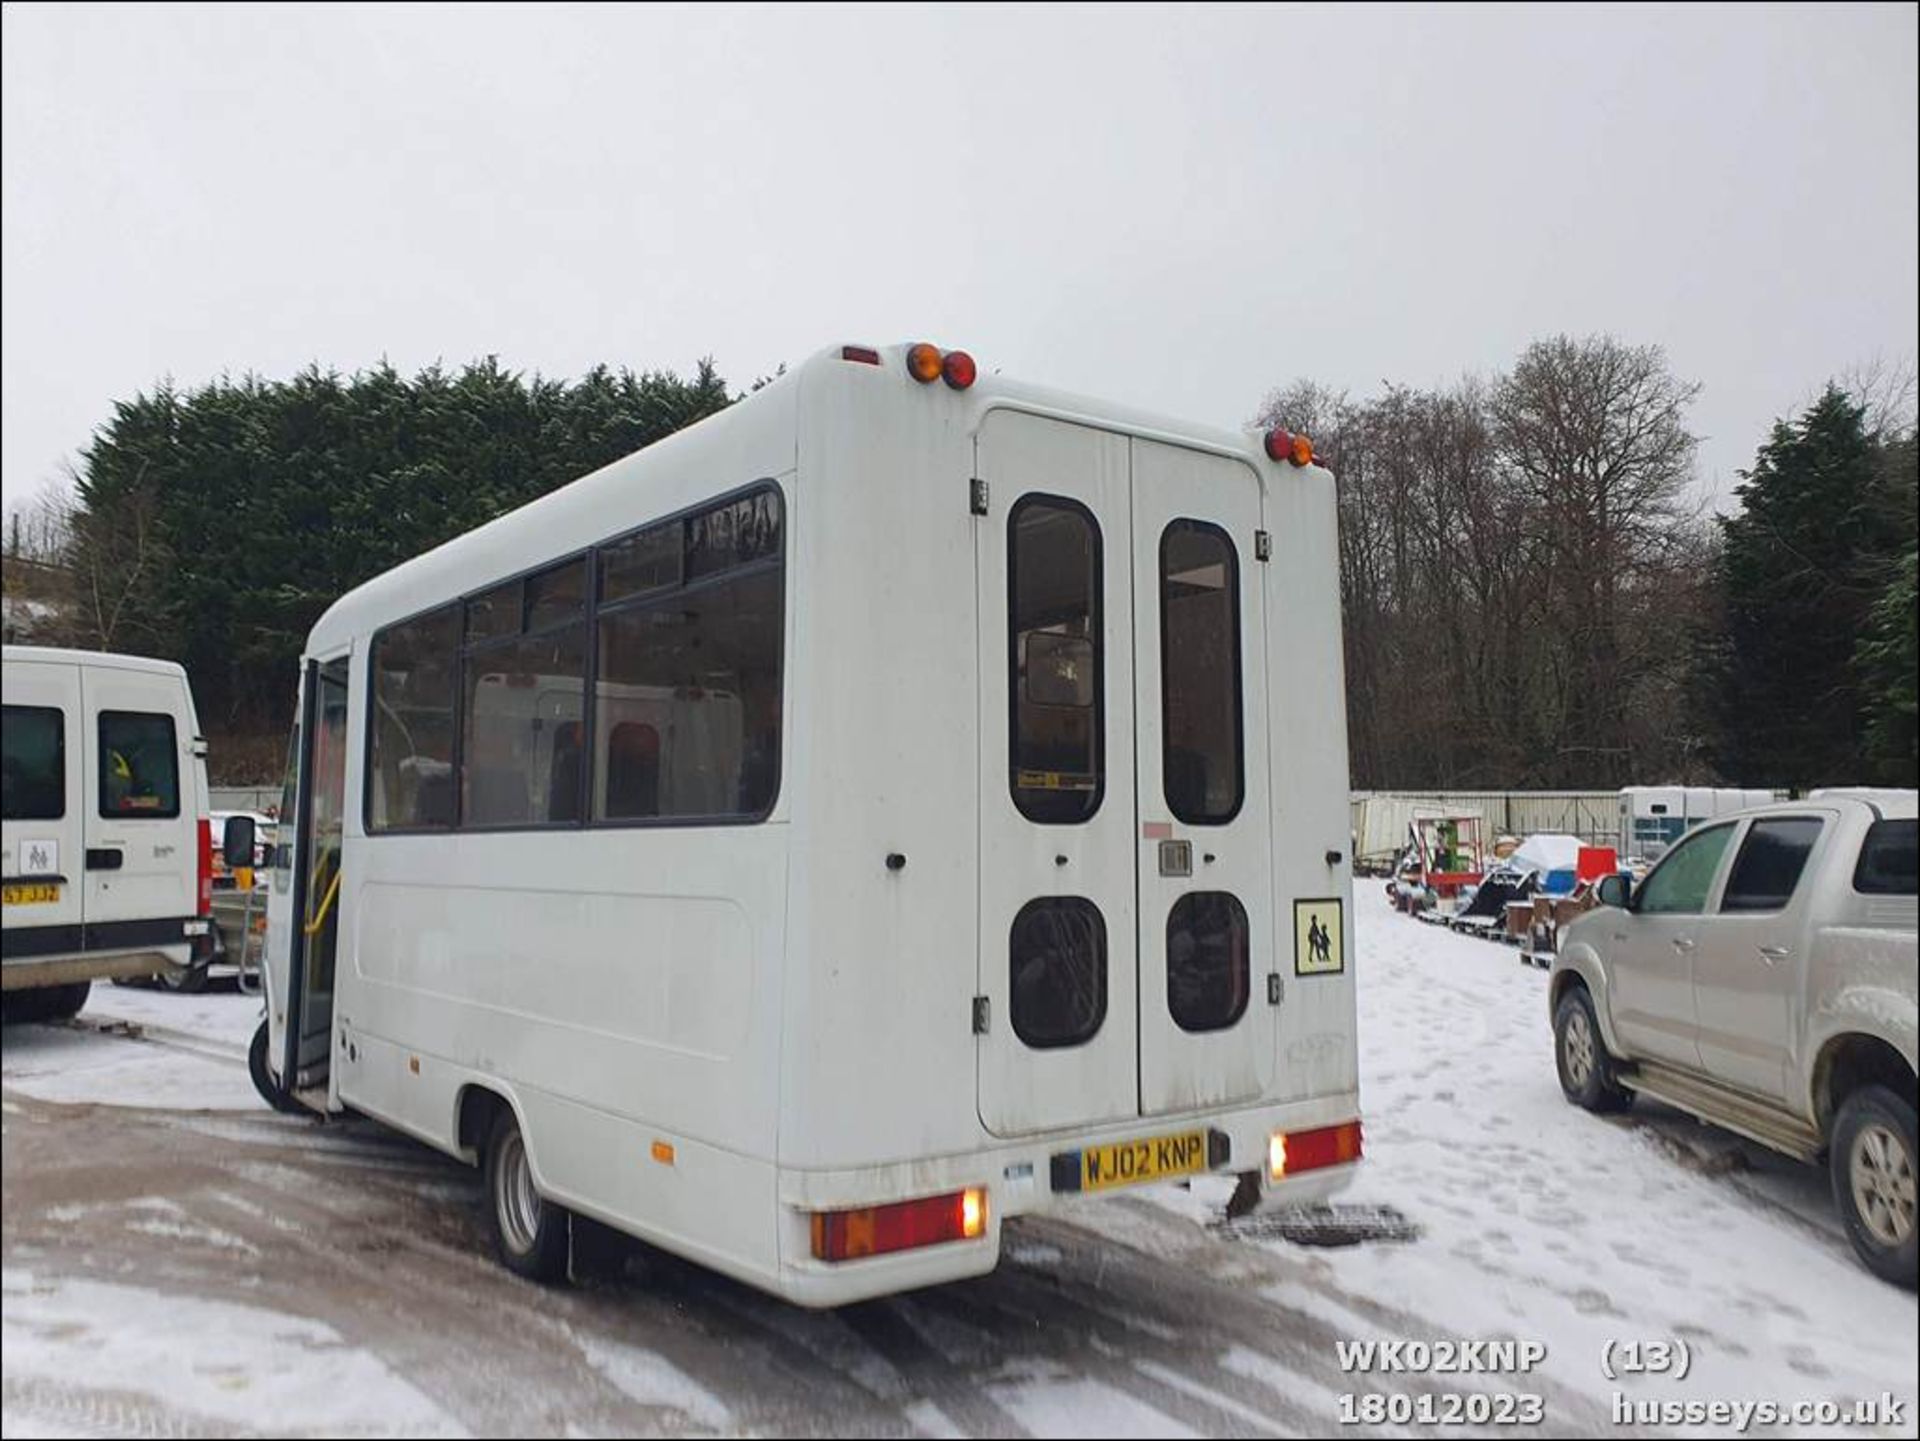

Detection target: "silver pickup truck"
[1549, 790, 1917, 1287]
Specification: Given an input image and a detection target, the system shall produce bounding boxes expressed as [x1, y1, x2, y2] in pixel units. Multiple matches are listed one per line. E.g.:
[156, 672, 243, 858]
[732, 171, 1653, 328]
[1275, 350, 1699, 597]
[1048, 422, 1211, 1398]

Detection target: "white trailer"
[250, 340, 1362, 1307]
[1619, 785, 1777, 862]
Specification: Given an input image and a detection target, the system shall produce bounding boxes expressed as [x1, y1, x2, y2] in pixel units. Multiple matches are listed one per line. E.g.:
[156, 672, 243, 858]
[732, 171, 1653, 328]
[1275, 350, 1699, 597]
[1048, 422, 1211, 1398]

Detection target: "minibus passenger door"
[283, 655, 349, 1093]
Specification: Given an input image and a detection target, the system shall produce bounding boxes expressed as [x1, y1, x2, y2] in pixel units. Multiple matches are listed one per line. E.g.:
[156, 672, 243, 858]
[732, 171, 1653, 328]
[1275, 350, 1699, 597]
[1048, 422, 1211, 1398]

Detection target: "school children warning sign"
[1293, 897, 1344, 975]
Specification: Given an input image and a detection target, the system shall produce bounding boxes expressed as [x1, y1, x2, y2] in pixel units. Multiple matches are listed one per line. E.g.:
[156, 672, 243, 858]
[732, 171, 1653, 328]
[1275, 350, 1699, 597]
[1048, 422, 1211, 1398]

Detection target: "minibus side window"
[1009, 496, 1103, 825]
[1160, 520, 1243, 824]
[97, 711, 179, 818]
[2, 704, 64, 821]
[368, 604, 460, 830]
[595, 488, 784, 823]
[464, 558, 590, 828]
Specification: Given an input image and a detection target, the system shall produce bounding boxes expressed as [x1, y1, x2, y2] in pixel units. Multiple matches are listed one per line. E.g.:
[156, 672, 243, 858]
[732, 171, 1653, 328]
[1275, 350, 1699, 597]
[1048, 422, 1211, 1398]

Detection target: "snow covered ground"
[3, 895, 1915, 1438]
[1128, 887, 1918, 1433]
[1, 981, 260, 1114]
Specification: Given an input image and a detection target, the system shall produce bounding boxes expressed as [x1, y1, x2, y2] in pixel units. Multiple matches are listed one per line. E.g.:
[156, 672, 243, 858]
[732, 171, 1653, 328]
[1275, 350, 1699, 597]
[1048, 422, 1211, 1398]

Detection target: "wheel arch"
[1812, 1033, 1918, 1143]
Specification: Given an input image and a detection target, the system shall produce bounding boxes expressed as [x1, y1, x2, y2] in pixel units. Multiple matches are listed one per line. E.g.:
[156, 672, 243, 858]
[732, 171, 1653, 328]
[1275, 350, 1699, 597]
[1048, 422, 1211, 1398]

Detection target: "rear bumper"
[1, 945, 191, 990]
[771, 1092, 1363, 1307]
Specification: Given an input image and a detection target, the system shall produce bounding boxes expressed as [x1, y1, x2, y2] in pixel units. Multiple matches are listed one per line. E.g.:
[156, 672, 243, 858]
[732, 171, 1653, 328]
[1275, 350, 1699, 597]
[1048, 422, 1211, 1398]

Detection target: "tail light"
[810, 1187, 987, 1262]
[197, 818, 214, 917]
[1269, 1119, 1363, 1181]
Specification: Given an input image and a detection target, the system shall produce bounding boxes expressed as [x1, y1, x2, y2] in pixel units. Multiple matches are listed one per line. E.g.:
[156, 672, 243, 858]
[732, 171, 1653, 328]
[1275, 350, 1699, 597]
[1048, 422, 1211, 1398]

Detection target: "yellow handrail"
[303, 866, 342, 937]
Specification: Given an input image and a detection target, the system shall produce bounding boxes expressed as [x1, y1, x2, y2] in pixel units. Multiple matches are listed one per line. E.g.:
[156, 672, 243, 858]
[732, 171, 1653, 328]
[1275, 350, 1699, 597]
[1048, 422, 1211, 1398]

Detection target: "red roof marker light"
[942, 350, 977, 390]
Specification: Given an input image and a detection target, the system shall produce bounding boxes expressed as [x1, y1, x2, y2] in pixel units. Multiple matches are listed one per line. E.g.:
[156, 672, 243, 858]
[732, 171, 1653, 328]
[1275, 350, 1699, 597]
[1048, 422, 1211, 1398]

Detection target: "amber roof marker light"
[906, 343, 944, 383]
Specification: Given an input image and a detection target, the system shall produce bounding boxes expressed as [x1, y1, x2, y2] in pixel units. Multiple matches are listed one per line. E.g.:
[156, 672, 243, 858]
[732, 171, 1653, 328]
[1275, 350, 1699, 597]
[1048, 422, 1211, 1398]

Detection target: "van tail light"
[809, 1188, 987, 1262]
[197, 818, 214, 917]
[1269, 1119, 1363, 1181]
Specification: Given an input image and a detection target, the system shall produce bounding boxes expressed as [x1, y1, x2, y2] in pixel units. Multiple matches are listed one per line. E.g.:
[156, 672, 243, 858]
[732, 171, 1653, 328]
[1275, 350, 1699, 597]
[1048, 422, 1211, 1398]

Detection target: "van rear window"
[98, 711, 180, 818]
[2, 705, 64, 820]
[1854, 819, 1917, 896]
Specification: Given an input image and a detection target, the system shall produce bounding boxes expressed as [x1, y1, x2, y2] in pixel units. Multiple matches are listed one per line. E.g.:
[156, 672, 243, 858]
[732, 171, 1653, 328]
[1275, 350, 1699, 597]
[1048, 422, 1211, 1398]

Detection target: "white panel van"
[2, 645, 213, 1019]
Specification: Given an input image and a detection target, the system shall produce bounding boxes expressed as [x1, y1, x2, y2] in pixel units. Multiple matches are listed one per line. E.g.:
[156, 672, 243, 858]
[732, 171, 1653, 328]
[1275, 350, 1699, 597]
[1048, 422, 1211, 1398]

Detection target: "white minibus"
[248, 340, 1362, 1306]
[2, 645, 214, 1018]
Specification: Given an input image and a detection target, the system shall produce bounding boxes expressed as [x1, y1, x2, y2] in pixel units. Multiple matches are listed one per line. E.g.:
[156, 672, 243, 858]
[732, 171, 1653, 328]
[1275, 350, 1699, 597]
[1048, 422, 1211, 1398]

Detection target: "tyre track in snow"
[9, 1004, 1619, 1438]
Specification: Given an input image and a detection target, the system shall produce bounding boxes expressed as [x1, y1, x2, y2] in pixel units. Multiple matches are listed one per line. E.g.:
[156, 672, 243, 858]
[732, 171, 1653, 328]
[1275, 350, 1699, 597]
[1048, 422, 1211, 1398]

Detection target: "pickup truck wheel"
[1554, 987, 1630, 1113]
[1831, 1086, 1918, 1289]
[485, 1109, 570, 1283]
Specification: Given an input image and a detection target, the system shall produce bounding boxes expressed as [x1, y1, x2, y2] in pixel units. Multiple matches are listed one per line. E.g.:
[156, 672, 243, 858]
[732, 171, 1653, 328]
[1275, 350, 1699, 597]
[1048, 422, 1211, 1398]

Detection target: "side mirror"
[222, 816, 257, 872]
[1596, 873, 1631, 910]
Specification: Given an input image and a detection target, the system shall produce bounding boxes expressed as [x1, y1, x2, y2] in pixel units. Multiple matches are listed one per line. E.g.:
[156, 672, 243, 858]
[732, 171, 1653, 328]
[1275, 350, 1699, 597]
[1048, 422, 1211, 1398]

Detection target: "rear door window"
[2, 705, 65, 820]
[1721, 818, 1824, 912]
[1009, 897, 1107, 1048]
[1160, 520, 1243, 824]
[1167, 892, 1250, 1032]
[1008, 496, 1104, 824]
[98, 711, 180, 818]
[1854, 819, 1918, 895]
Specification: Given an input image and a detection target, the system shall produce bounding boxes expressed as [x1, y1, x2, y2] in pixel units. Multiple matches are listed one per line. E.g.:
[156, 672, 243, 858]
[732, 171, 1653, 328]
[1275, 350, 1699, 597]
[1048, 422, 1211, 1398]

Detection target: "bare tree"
[3, 475, 77, 563]
[1252, 336, 1713, 790]
[68, 462, 177, 653]
[1492, 336, 1702, 784]
[1834, 353, 1917, 442]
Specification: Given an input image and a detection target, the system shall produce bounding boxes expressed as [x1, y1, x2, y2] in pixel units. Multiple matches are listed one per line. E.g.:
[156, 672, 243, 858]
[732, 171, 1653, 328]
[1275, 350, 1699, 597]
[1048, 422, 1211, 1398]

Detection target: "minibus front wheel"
[485, 1108, 570, 1283]
[248, 1018, 307, 1116]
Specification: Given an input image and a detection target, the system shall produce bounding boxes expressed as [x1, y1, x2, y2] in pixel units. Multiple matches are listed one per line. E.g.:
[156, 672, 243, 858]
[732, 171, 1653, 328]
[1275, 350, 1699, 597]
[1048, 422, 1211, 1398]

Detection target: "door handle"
[1671, 936, 1696, 952]
[1758, 945, 1791, 964]
[85, 848, 124, 871]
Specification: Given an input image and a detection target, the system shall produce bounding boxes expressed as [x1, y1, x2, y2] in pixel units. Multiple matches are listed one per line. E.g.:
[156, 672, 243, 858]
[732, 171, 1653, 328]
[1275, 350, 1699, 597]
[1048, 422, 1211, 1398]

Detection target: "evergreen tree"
[65, 358, 736, 736]
[1717, 387, 1908, 787]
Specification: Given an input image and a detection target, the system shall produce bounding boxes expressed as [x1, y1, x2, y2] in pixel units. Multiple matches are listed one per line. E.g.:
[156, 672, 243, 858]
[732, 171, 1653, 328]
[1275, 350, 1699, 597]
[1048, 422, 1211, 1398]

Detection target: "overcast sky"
[3, 3, 1915, 522]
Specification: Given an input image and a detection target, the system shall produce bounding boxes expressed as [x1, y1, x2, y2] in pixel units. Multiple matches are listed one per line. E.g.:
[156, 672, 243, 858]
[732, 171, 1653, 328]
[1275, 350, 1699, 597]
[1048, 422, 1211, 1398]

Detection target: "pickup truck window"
[1636, 822, 1735, 915]
[1722, 817, 1823, 912]
[1854, 818, 1917, 895]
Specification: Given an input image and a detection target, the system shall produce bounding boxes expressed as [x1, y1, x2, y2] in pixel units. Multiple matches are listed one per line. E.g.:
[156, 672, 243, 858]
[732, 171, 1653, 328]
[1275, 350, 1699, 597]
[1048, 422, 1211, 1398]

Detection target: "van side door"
[82, 669, 196, 957]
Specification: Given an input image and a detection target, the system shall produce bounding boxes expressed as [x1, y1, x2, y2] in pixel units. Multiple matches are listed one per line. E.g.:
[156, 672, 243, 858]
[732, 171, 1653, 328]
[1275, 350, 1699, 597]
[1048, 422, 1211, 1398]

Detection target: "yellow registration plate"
[2, 883, 61, 906]
[1079, 1129, 1209, 1192]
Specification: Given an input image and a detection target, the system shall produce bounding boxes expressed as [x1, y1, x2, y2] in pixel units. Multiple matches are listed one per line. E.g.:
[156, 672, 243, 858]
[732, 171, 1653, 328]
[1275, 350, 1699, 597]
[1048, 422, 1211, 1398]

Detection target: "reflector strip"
[840, 345, 882, 365]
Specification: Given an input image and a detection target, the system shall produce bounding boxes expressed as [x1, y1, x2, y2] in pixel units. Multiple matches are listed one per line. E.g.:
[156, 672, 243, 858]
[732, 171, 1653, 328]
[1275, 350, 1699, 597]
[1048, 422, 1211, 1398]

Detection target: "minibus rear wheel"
[485, 1109, 569, 1283]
